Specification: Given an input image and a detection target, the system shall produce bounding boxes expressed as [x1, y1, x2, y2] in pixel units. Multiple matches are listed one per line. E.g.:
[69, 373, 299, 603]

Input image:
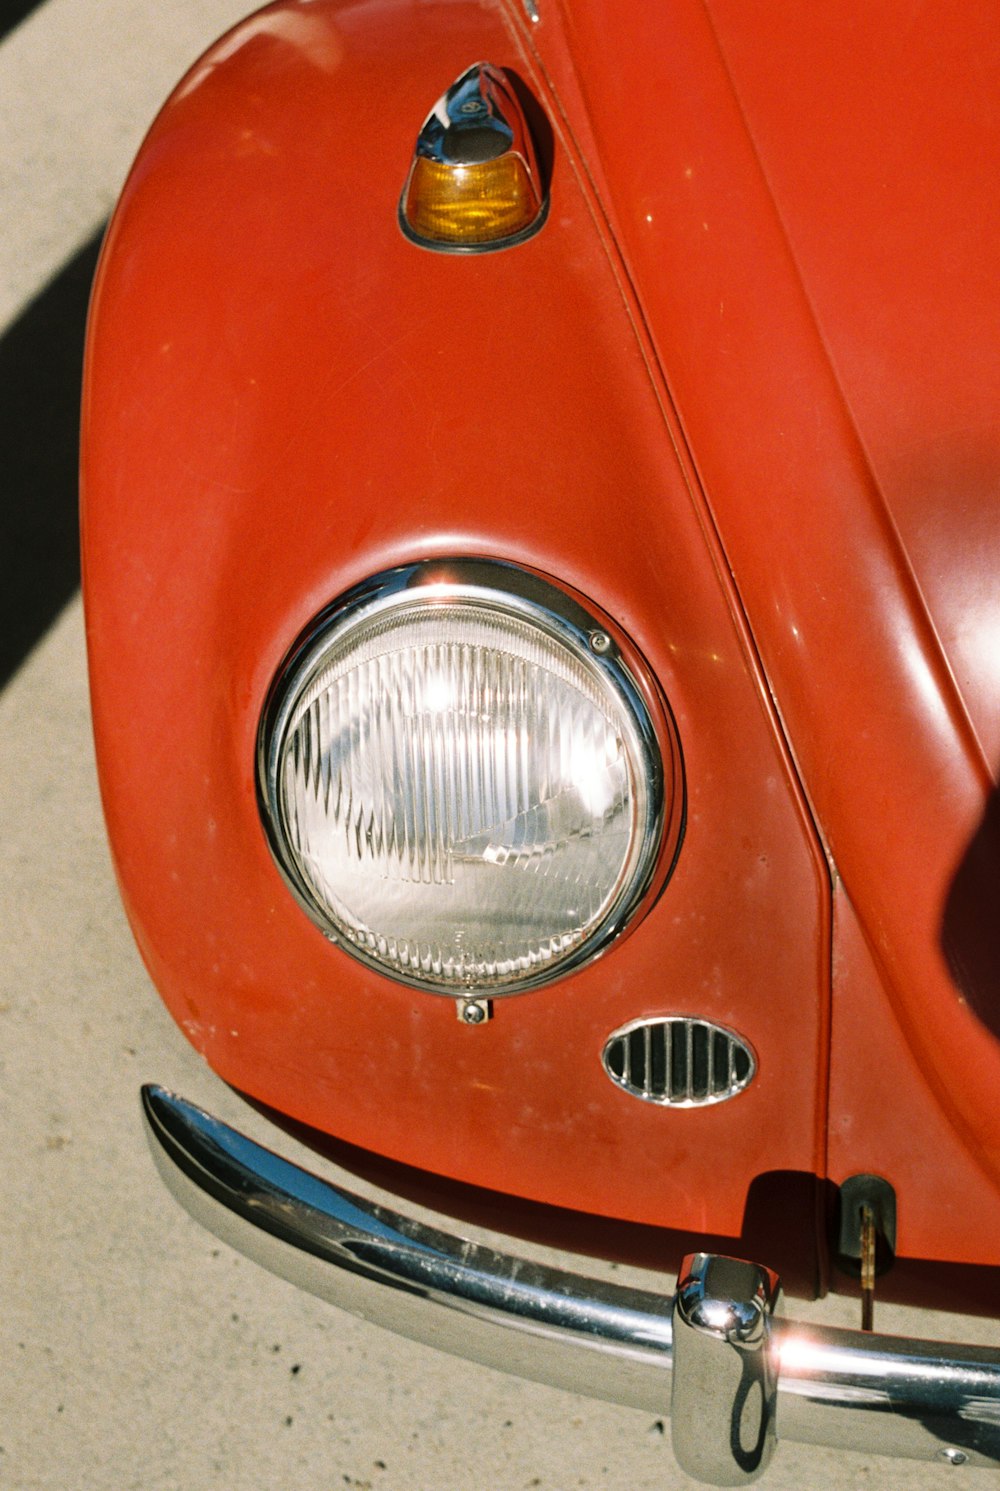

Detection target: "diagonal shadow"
[0, 226, 104, 689]
[0, 0, 45, 42]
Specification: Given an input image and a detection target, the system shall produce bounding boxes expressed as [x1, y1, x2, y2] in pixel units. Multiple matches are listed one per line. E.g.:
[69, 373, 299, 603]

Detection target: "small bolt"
[937, 1448, 968, 1466]
[589, 631, 612, 655]
[458, 998, 491, 1025]
[459, 100, 485, 115]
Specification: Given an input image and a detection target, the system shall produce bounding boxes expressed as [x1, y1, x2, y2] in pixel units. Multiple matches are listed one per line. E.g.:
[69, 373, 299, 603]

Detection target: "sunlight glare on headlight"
[259, 562, 677, 996]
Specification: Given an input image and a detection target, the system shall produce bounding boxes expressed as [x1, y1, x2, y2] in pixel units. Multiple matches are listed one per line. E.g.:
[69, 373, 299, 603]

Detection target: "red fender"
[84, 0, 835, 1258]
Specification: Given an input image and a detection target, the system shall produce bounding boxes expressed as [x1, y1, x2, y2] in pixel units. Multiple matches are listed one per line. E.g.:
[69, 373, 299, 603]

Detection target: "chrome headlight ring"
[257, 559, 683, 997]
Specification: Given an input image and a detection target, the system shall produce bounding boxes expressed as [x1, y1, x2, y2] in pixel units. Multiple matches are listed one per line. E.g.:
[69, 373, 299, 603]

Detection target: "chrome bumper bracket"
[672, 1253, 781, 1484]
[142, 1086, 1000, 1483]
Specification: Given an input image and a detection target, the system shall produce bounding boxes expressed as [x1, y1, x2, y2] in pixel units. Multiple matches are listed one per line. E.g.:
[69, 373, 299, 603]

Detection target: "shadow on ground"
[1, 227, 104, 688]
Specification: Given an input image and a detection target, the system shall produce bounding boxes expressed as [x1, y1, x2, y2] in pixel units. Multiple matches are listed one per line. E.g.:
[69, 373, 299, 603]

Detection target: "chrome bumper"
[143, 1086, 1000, 1484]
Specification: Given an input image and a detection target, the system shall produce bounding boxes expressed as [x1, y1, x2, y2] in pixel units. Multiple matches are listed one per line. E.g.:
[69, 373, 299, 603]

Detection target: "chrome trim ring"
[257, 559, 683, 996]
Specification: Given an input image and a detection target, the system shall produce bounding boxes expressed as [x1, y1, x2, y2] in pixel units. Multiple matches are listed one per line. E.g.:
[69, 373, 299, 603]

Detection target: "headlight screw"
[458, 998, 492, 1025]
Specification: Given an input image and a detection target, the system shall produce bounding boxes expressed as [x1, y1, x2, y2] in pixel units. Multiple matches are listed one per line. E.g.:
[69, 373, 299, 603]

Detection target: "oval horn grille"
[602, 1017, 755, 1107]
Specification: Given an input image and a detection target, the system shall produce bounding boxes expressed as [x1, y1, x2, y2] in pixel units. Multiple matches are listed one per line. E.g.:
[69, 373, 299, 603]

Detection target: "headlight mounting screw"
[458, 997, 492, 1025]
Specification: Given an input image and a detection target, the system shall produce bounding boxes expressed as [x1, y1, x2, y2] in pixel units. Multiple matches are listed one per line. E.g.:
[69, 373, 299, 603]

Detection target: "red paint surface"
[82, 0, 827, 1247]
[528, 0, 1000, 1259]
[82, 0, 1000, 1273]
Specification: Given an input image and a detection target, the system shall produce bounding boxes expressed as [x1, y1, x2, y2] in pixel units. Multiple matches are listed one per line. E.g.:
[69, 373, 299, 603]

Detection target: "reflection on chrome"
[144, 1086, 1000, 1483]
[672, 1253, 781, 1483]
[257, 559, 676, 996]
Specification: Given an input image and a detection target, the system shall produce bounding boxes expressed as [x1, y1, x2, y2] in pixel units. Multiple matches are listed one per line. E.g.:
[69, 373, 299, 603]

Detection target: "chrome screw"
[458, 998, 492, 1025]
[589, 631, 612, 655]
[937, 1448, 968, 1466]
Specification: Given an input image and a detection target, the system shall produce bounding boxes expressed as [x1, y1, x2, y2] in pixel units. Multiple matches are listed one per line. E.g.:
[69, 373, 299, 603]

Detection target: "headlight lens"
[258, 561, 680, 995]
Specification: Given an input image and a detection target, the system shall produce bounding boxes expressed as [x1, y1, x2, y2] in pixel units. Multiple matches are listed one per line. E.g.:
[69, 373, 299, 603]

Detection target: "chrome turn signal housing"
[399, 63, 547, 253]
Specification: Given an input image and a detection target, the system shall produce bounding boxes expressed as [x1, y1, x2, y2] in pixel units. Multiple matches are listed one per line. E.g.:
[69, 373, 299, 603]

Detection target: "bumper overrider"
[143, 1086, 1000, 1484]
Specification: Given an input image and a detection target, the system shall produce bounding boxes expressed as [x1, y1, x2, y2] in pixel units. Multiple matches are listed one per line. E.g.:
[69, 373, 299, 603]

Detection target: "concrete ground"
[2, 3, 998, 1489]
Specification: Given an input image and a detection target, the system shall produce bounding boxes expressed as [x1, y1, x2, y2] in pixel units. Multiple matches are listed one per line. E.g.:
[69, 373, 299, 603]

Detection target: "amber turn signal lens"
[403, 154, 542, 247]
[399, 62, 548, 253]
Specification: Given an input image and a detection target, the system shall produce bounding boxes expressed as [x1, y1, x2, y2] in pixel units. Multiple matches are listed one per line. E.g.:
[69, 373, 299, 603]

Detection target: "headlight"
[258, 561, 682, 996]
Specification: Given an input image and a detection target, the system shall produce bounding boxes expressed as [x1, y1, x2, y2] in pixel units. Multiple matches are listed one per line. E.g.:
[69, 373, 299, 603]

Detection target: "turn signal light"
[400, 63, 547, 253]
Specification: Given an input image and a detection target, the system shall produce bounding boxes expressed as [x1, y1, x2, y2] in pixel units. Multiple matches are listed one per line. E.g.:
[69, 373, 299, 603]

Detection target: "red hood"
[544, 0, 1000, 760]
[531, 0, 1000, 1177]
[703, 0, 1000, 767]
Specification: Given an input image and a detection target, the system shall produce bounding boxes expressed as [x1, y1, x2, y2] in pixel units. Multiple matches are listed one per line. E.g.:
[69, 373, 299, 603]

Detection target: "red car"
[81, 0, 1000, 1480]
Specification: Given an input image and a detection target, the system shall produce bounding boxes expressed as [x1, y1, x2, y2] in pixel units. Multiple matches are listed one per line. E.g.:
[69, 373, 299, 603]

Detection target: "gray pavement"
[2, 4, 999, 1488]
[0, 0, 250, 324]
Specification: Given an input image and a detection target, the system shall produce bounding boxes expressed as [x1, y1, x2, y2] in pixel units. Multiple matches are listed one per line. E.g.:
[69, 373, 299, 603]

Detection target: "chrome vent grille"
[602, 1017, 755, 1107]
